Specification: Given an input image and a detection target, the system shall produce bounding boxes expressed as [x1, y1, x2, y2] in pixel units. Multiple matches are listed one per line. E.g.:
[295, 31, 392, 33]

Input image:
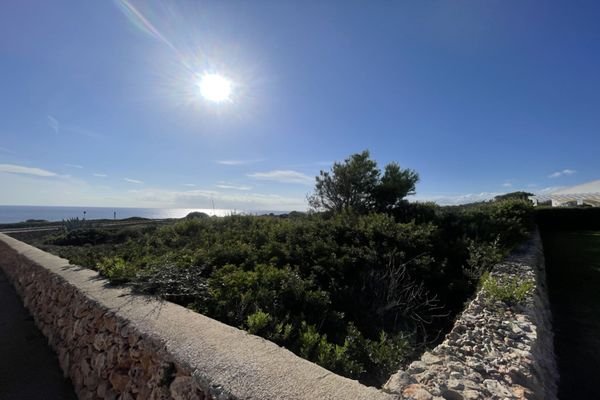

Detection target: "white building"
[532, 180, 600, 207]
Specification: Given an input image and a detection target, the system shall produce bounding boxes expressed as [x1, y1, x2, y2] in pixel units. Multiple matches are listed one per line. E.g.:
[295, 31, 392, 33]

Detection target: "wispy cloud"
[0, 163, 57, 177]
[247, 170, 313, 185]
[183, 183, 196, 187]
[216, 182, 253, 191]
[47, 115, 104, 139]
[0, 146, 15, 154]
[502, 182, 513, 188]
[93, 173, 107, 178]
[548, 169, 576, 178]
[124, 178, 143, 184]
[65, 163, 84, 169]
[48, 115, 59, 133]
[217, 158, 264, 166]
[414, 192, 501, 205]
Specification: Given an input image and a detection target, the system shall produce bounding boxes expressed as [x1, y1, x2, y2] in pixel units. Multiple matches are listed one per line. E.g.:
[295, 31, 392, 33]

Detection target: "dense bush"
[33, 198, 532, 386]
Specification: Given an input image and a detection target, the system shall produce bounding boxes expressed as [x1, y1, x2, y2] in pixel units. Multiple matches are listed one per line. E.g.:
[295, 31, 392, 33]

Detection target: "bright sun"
[197, 73, 233, 103]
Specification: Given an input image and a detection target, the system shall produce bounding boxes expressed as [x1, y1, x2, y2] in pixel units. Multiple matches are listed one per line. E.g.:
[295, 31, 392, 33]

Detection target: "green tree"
[308, 150, 419, 213]
[374, 163, 419, 212]
[494, 191, 534, 202]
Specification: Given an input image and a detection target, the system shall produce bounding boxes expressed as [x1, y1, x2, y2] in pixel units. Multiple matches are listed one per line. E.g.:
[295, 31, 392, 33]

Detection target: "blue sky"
[1, 0, 599, 210]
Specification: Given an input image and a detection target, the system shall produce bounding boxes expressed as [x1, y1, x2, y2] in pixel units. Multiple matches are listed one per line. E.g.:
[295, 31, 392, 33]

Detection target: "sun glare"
[197, 73, 233, 103]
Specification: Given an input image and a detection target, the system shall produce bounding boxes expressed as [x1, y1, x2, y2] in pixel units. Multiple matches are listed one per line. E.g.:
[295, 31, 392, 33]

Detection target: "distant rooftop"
[533, 180, 600, 206]
[552, 180, 600, 195]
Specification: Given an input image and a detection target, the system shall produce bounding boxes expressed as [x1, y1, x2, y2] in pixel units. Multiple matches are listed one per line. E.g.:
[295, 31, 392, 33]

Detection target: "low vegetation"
[480, 272, 535, 305]
[17, 152, 534, 387]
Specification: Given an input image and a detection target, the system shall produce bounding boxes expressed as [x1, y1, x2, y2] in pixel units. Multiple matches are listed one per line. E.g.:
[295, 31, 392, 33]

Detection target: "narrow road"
[0, 219, 169, 235]
[0, 270, 77, 400]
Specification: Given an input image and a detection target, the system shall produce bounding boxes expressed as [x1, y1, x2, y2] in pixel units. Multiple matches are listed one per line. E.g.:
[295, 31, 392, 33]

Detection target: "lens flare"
[197, 73, 233, 103]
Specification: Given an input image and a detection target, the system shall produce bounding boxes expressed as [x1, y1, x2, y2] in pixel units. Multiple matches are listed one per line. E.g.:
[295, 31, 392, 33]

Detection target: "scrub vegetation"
[480, 272, 535, 305]
[15, 152, 534, 387]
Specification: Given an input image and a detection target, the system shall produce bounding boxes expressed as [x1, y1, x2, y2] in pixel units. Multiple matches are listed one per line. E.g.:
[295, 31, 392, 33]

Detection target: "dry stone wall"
[384, 231, 559, 400]
[0, 231, 557, 400]
[0, 233, 393, 400]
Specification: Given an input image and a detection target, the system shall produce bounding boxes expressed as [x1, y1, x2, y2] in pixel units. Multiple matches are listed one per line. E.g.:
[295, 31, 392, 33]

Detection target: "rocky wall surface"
[0, 233, 394, 400]
[384, 231, 559, 400]
[0, 231, 557, 400]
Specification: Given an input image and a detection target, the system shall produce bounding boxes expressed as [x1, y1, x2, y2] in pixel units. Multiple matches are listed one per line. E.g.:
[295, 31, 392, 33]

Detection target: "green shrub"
[96, 256, 137, 283]
[62, 217, 87, 232]
[463, 237, 503, 283]
[298, 322, 364, 380]
[246, 310, 273, 335]
[481, 272, 535, 305]
[26, 203, 534, 387]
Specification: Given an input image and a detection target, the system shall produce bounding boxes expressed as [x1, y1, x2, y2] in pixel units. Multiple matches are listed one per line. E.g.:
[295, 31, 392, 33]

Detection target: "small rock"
[383, 371, 415, 393]
[97, 382, 108, 398]
[441, 389, 464, 400]
[447, 379, 465, 391]
[463, 389, 481, 400]
[422, 353, 443, 365]
[109, 371, 129, 392]
[402, 384, 433, 400]
[170, 376, 204, 400]
[408, 361, 427, 374]
[483, 379, 513, 398]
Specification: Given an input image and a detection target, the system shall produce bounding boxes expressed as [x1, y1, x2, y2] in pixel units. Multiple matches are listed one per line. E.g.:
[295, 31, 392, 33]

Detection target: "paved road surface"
[0, 270, 77, 400]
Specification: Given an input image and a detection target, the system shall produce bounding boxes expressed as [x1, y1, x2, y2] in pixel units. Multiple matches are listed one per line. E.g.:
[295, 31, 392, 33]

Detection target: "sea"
[0, 205, 284, 224]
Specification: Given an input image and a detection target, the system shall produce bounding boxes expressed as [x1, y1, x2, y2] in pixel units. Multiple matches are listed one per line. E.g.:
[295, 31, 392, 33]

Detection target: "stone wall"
[0, 231, 557, 400]
[0, 233, 394, 400]
[384, 231, 559, 400]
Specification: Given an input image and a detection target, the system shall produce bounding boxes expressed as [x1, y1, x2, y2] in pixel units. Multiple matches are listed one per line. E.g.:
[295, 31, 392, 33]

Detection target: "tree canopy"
[494, 191, 534, 202]
[308, 150, 419, 213]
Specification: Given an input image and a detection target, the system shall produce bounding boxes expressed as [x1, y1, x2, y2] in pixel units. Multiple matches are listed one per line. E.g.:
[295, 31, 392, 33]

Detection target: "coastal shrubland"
[21, 152, 534, 386]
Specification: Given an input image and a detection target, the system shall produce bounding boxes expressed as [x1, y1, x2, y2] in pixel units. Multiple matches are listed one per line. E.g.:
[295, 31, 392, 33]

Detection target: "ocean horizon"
[0, 205, 288, 224]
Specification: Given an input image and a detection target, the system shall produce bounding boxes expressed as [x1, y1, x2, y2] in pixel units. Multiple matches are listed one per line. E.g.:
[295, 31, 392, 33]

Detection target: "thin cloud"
[216, 182, 253, 191]
[502, 182, 512, 188]
[0, 146, 15, 154]
[65, 163, 84, 169]
[124, 178, 143, 184]
[548, 169, 576, 178]
[47, 115, 104, 139]
[247, 170, 313, 185]
[48, 115, 59, 133]
[183, 183, 196, 187]
[93, 173, 107, 177]
[217, 158, 265, 166]
[0, 163, 57, 177]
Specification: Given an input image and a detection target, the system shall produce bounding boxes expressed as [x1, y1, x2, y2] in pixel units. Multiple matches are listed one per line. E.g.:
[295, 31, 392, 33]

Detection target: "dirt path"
[0, 270, 77, 400]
